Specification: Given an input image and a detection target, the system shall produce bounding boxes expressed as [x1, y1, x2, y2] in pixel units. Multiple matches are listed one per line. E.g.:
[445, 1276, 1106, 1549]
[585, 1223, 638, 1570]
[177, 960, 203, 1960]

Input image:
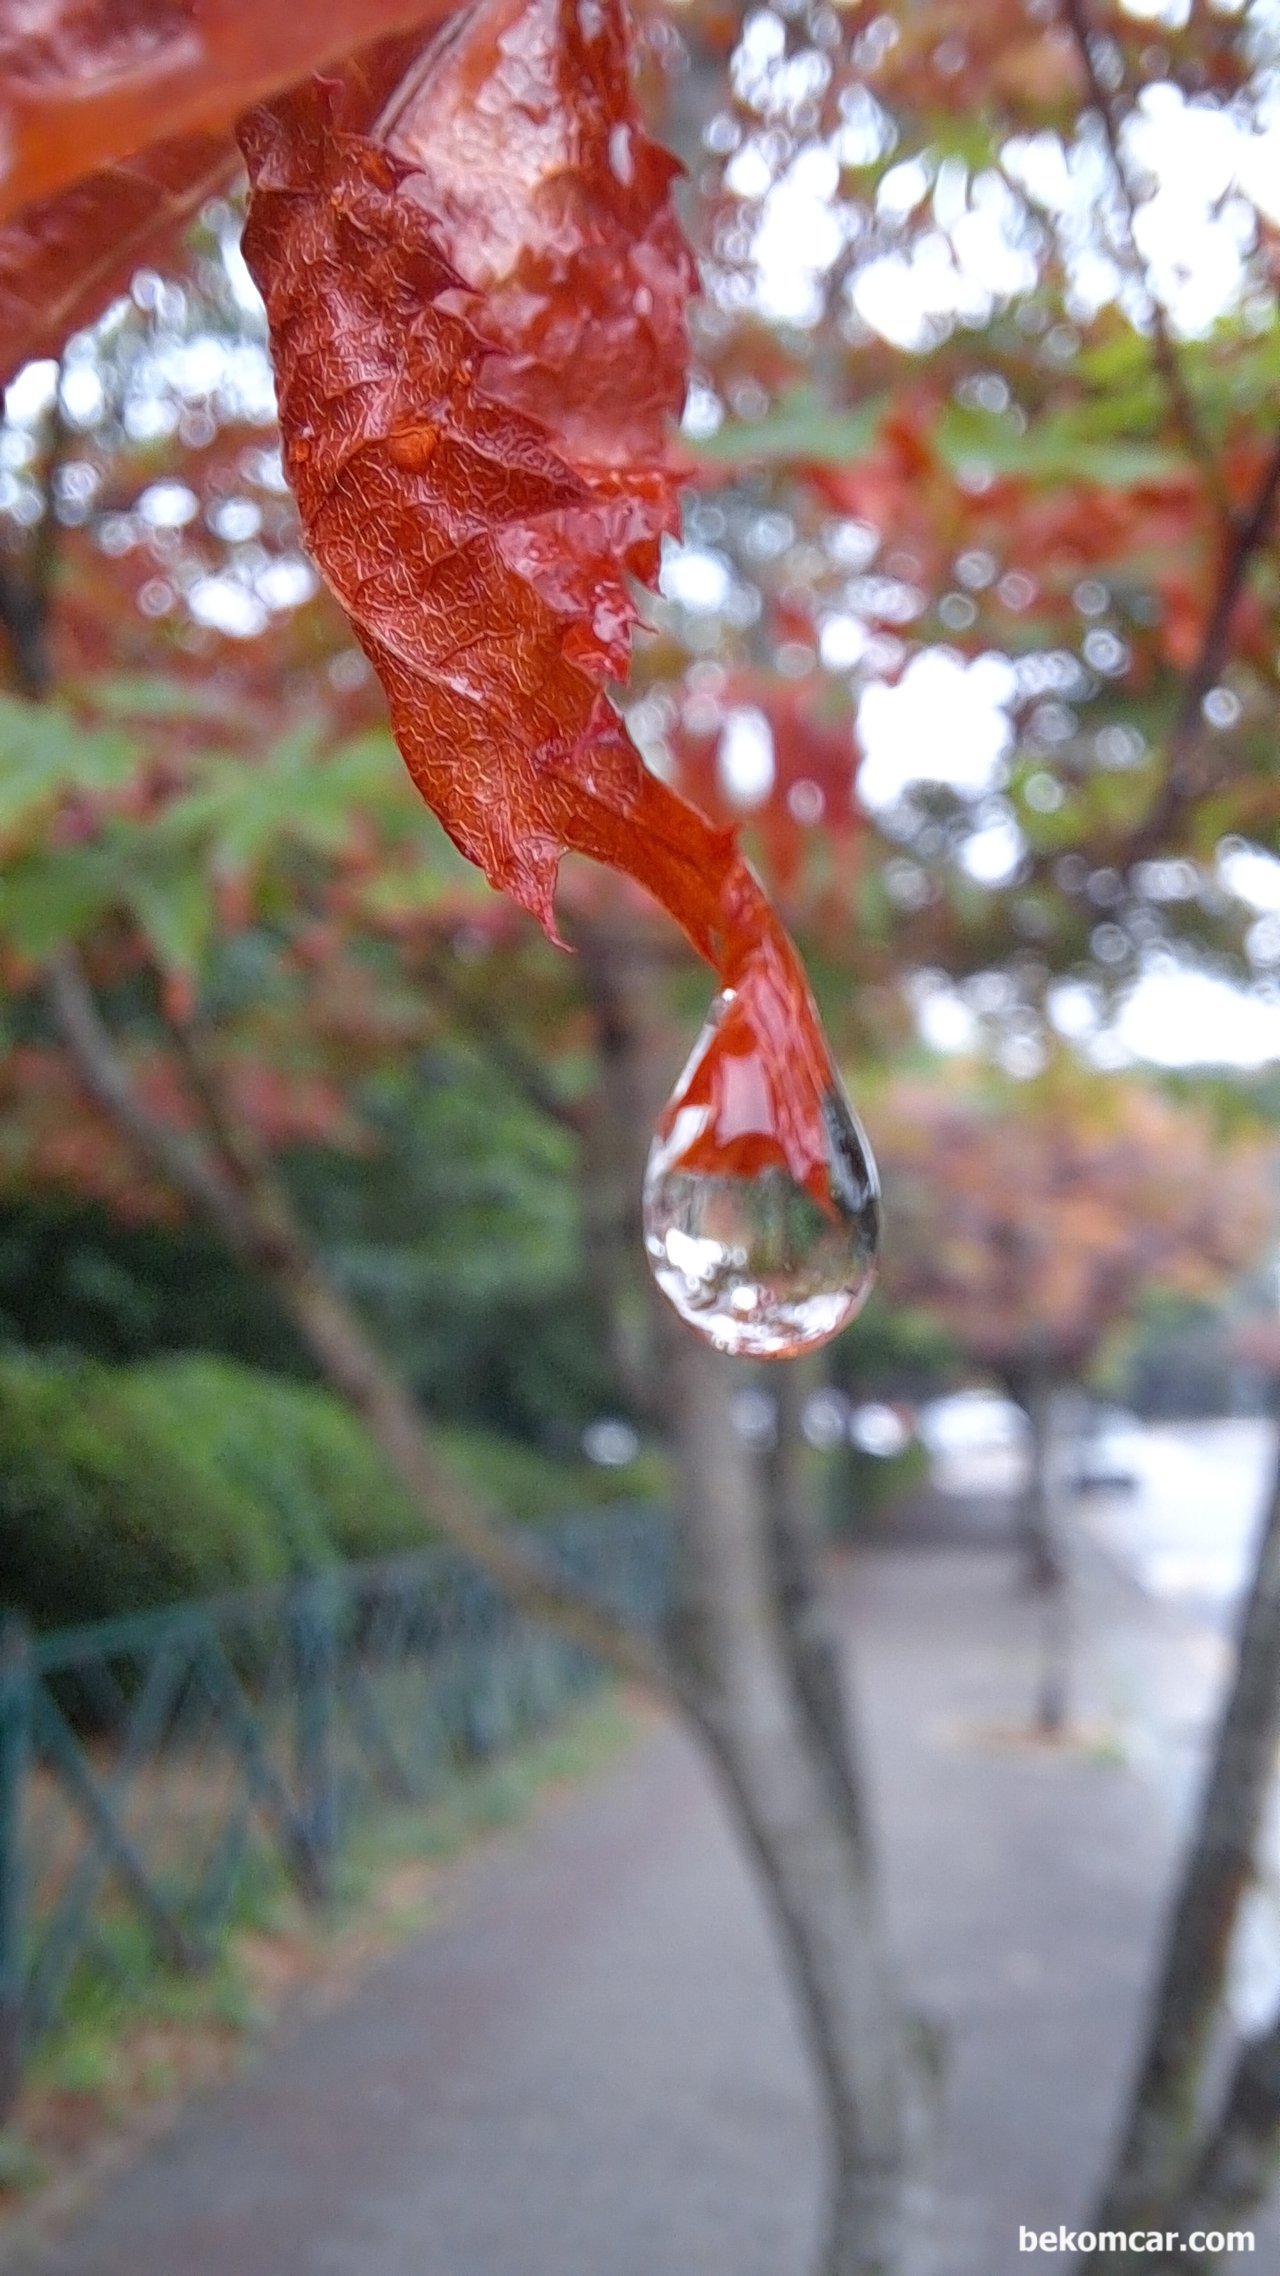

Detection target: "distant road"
[1079, 1418, 1277, 1615]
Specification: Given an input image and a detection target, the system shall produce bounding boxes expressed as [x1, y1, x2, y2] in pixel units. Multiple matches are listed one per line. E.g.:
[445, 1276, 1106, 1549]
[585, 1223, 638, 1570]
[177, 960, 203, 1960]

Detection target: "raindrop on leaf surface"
[643, 987, 880, 1359]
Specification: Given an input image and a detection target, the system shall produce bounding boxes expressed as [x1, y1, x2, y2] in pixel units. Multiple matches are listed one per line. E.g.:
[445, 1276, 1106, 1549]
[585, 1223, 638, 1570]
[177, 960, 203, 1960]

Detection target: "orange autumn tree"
[874, 1057, 1271, 1579]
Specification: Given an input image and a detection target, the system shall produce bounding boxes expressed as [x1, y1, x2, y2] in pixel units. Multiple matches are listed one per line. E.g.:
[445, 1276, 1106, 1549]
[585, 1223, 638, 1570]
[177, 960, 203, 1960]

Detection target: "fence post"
[289, 1575, 340, 1904]
[0, 1615, 32, 2120]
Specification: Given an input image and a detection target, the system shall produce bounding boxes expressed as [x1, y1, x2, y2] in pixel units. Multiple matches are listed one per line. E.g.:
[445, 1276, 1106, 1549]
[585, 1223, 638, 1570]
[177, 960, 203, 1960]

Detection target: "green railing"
[0, 1504, 671, 2114]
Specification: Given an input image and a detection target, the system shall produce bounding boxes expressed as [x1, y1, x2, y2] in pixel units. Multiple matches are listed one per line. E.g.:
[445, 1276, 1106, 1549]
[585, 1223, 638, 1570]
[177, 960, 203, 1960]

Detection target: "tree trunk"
[764, 1360, 880, 1857]
[1009, 1368, 1070, 1736]
[1154, 2006, 1280, 2268]
[576, 922, 924, 2273]
[572, 920, 672, 1421]
[668, 1334, 918, 2276]
[1015, 1368, 1063, 1588]
[1083, 1409, 1280, 2266]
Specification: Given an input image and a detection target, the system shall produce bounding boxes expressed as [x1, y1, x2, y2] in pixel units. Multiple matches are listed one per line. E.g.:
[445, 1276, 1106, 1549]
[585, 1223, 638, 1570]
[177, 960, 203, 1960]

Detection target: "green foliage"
[0, 694, 135, 836]
[692, 388, 884, 467]
[0, 1352, 665, 1630]
[115, 1358, 408, 1569]
[0, 1200, 309, 1373]
[0, 1028, 626, 1450]
[695, 392, 1185, 485]
[0, 695, 487, 986]
[431, 1424, 667, 1527]
[0, 1353, 295, 1629]
[154, 723, 403, 881]
[281, 1043, 624, 1445]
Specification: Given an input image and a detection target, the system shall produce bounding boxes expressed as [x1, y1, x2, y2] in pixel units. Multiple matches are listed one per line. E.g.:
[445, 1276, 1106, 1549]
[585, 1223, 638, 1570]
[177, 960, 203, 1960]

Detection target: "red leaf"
[0, 3, 460, 387]
[0, 133, 236, 388]
[0, 0, 458, 224]
[240, 0, 846, 1210]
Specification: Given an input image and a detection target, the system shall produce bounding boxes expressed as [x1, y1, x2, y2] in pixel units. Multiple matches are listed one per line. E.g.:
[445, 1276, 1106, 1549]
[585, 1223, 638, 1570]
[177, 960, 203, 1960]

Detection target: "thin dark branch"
[1059, 0, 1230, 520]
[29, 376, 69, 632]
[0, 560, 52, 699]
[45, 948, 259, 1250]
[1122, 433, 1280, 865]
[1170, 435, 1280, 740]
[423, 965, 586, 1136]
[163, 1003, 286, 1193]
[0, 369, 67, 698]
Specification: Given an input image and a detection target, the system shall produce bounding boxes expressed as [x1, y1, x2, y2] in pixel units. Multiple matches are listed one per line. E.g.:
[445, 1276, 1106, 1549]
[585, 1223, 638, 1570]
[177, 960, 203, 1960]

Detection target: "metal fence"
[0, 1504, 671, 2115]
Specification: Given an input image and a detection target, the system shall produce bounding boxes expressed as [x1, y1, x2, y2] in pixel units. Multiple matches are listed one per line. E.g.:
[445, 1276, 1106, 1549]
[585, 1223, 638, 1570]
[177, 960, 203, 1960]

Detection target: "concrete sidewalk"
[6, 1542, 1276, 2276]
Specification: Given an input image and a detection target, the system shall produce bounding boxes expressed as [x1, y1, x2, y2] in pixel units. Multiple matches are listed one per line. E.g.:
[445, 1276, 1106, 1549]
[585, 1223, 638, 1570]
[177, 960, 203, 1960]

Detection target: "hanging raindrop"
[643, 987, 880, 1359]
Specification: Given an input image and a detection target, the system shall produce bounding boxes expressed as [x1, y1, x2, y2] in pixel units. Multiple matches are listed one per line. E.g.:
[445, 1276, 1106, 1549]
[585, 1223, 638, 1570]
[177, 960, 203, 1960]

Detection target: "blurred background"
[2, 2, 1280, 2273]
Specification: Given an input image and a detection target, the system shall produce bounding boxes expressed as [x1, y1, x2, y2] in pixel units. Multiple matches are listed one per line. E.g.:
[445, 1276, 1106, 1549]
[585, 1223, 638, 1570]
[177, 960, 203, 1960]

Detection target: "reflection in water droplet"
[643, 993, 880, 1360]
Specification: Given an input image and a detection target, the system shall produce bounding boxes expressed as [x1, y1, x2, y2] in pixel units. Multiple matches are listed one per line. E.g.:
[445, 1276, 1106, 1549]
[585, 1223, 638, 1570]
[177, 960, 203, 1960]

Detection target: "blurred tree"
[871, 1055, 1271, 1765]
[873, 1056, 1271, 1580]
[2, 0, 1280, 2269]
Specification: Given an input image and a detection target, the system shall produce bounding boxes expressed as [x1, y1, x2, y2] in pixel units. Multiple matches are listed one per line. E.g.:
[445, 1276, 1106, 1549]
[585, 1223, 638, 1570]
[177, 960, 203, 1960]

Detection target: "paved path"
[8, 1541, 1280, 2276]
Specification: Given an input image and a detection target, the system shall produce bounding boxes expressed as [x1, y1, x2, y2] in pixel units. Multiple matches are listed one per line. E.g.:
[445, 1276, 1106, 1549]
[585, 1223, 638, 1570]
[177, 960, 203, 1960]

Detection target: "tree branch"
[421, 962, 586, 1137]
[1122, 433, 1280, 864]
[45, 947, 679, 1701]
[1154, 2007, 1280, 2269]
[1171, 435, 1280, 732]
[570, 914, 691, 1422]
[45, 949, 261, 1250]
[28, 375, 68, 636]
[1058, 0, 1230, 520]
[764, 1357, 877, 1850]
[0, 370, 66, 699]
[0, 558, 52, 699]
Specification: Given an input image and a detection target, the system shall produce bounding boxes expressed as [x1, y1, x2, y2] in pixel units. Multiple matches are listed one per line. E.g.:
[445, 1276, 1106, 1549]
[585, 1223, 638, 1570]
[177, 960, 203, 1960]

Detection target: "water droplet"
[643, 989, 880, 1359]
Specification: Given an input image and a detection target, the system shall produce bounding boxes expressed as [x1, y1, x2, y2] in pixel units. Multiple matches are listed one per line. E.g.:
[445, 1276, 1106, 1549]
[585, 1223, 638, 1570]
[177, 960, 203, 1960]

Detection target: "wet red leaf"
[240, 0, 846, 1207]
[0, 2, 459, 388]
[0, 132, 236, 387]
[0, 0, 459, 224]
